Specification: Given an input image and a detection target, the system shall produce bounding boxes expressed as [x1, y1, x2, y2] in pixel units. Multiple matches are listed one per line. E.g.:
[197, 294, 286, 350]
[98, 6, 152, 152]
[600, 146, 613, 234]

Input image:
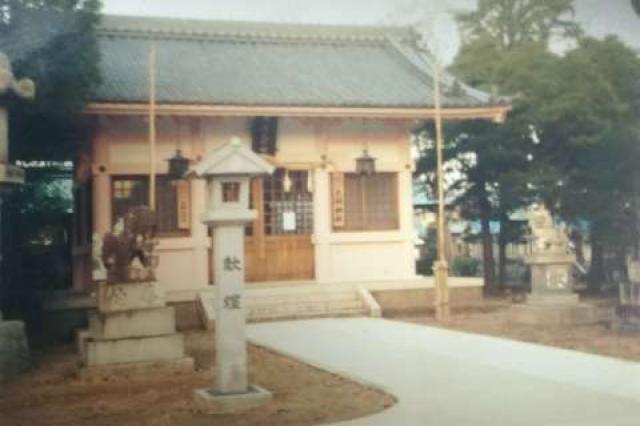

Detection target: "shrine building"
[70, 15, 508, 314]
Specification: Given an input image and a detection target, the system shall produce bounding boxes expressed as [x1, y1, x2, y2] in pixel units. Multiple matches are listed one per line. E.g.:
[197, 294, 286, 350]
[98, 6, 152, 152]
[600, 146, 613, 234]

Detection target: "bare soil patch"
[398, 298, 640, 362]
[0, 331, 394, 426]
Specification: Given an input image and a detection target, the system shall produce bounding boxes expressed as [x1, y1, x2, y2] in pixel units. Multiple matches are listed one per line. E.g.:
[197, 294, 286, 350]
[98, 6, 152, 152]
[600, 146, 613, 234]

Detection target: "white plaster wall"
[90, 115, 417, 292]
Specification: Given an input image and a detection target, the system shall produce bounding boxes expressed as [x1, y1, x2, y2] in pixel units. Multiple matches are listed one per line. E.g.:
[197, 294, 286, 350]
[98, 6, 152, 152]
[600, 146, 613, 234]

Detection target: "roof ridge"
[98, 14, 413, 44]
[386, 37, 493, 106]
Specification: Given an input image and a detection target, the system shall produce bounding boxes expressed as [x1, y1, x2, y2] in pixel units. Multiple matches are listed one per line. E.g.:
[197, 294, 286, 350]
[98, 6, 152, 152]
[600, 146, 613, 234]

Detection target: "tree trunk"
[478, 184, 496, 293]
[588, 224, 606, 293]
[498, 213, 508, 290]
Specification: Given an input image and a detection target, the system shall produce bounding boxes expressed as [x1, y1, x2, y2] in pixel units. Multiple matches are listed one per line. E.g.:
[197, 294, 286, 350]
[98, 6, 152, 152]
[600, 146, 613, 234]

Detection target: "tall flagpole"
[433, 55, 450, 321]
[148, 43, 157, 210]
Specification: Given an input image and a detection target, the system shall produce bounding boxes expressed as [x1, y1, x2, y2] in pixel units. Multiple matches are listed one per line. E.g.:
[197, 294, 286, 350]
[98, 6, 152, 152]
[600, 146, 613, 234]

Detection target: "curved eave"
[83, 102, 511, 123]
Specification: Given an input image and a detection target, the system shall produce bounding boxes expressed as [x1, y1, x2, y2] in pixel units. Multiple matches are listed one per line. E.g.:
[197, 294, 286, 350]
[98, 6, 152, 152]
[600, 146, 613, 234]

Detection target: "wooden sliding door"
[245, 169, 314, 282]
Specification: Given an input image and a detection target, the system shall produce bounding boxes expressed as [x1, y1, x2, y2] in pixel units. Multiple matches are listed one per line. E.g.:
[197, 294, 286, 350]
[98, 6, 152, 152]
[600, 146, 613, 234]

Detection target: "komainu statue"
[527, 203, 570, 256]
[101, 206, 158, 284]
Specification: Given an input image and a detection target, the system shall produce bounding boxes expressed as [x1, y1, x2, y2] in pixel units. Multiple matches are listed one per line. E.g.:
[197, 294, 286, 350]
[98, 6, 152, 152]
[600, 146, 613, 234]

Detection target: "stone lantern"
[190, 138, 274, 412]
[509, 204, 607, 325]
[0, 52, 34, 191]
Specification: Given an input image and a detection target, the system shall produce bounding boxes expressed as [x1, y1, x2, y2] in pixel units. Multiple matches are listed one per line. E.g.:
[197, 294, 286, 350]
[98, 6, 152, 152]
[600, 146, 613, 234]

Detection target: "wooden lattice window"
[111, 175, 190, 236]
[331, 172, 398, 231]
[263, 169, 313, 235]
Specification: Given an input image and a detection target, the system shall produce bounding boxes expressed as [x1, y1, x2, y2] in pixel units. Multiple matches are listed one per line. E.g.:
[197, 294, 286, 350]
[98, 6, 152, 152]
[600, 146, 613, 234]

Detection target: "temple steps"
[197, 284, 372, 328]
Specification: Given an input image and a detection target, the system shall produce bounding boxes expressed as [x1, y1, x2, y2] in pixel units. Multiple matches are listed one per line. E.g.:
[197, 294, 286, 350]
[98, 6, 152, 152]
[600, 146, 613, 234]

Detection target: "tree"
[457, 0, 580, 50]
[0, 1, 102, 319]
[1, 0, 102, 161]
[441, 1, 579, 292]
[530, 36, 640, 291]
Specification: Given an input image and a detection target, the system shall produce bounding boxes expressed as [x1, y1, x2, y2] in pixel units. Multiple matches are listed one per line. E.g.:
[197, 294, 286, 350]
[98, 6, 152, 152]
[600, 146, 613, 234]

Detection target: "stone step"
[89, 307, 176, 340]
[198, 288, 368, 328]
[244, 293, 358, 304]
[246, 299, 365, 320]
[250, 306, 367, 321]
[85, 333, 185, 367]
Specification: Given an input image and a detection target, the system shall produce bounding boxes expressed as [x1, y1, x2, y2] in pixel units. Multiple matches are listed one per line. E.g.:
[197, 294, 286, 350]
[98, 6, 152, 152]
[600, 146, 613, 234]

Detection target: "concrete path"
[248, 318, 640, 426]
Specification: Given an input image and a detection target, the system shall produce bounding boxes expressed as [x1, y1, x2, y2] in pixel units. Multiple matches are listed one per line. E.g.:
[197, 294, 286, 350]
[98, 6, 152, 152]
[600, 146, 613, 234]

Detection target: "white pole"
[433, 56, 450, 321]
[148, 44, 157, 210]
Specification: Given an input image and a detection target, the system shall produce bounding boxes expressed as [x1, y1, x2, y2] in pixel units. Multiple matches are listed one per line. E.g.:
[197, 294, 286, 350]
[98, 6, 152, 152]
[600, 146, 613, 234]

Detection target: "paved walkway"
[248, 318, 640, 426]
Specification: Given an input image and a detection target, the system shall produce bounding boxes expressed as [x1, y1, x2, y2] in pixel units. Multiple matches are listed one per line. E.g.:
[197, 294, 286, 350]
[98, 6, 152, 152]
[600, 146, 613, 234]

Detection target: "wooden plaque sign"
[176, 180, 191, 230]
[332, 172, 345, 228]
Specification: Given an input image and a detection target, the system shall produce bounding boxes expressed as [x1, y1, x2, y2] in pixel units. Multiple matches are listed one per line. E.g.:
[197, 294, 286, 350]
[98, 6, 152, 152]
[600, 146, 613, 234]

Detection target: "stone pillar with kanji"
[191, 138, 274, 412]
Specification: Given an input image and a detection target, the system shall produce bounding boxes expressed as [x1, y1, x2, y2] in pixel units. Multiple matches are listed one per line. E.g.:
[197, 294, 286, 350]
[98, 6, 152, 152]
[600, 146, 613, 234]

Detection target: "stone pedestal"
[433, 260, 450, 320]
[0, 313, 30, 382]
[614, 262, 640, 332]
[509, 254, 609, 325]
[79, 282, 192, 369]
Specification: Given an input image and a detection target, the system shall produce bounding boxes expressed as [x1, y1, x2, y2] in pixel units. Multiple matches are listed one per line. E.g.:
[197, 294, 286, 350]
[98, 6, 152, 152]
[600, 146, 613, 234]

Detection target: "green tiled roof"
[95, 15, 502, 109]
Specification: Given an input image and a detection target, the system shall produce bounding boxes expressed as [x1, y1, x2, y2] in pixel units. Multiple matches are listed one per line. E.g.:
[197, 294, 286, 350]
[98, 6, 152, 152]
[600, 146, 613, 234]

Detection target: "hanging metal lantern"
[167, 149, 190, 180]
[355, 149, 376, 176]
[283, 169, 292, 193]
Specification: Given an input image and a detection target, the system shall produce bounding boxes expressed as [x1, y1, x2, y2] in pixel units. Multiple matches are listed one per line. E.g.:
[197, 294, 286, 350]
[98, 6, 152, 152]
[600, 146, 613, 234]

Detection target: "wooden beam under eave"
[83, 102, 511, 123]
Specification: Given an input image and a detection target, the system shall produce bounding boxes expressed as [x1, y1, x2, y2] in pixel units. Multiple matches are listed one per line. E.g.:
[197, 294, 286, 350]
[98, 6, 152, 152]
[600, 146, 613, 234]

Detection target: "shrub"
[452, 256, 481, 277]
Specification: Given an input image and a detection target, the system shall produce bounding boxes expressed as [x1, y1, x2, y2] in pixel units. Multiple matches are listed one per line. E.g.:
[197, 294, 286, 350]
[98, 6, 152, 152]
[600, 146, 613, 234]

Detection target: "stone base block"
[0, 321, 30, 382]
[612, 306, 640, 334]
[85, 333, 185, 366]
[89, 306, 176, 339]
[194, 385, 272, 413]
[76, 328, 90, 360]
[612, 318, 640, 334]
[97, 282, 165, 314]
[509, 303, 612, 326]
[79, 357, 194, 382]
[527, 293, 580, 305]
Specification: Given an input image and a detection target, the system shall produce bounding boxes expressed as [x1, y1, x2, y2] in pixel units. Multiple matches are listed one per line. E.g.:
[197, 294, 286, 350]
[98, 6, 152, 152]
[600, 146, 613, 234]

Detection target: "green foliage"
[6, 172, 72, 245]
[535, 37, 640, 279]
[457, 0, 580, 50]
[1, 0, 102, 161]
[451, 256, 481, 277]
[2, 169, 73, 321]
[0, 1, 101, 320]
[416, 226, 437, 276]
[445, 0, 640, 291]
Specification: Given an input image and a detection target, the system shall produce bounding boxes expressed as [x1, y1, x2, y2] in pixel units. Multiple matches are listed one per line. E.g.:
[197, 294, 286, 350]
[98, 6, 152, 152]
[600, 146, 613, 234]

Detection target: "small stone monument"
[510, 204, 609, 325]
[79, 207, 192, 371]
[0, 51, 34, 382]
[190, 138, 274, 412]
[614, 257, 640, 332]
[0, 311, 30, 382]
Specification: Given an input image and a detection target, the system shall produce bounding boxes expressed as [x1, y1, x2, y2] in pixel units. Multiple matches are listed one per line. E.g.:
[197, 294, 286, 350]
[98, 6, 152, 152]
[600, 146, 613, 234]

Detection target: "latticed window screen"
[334, 173, 398, 231]
[111, 176, 190, 236]
[263, 169, 313, 235]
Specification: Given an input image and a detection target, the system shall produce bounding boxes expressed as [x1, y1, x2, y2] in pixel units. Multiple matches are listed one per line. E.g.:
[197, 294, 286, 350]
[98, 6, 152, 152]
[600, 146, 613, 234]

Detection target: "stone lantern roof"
[190, 139, 275, 178]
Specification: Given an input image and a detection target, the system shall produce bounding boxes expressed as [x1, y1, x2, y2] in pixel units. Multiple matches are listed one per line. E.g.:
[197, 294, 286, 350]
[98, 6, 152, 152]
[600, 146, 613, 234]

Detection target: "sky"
[102, 0, 640, 62]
